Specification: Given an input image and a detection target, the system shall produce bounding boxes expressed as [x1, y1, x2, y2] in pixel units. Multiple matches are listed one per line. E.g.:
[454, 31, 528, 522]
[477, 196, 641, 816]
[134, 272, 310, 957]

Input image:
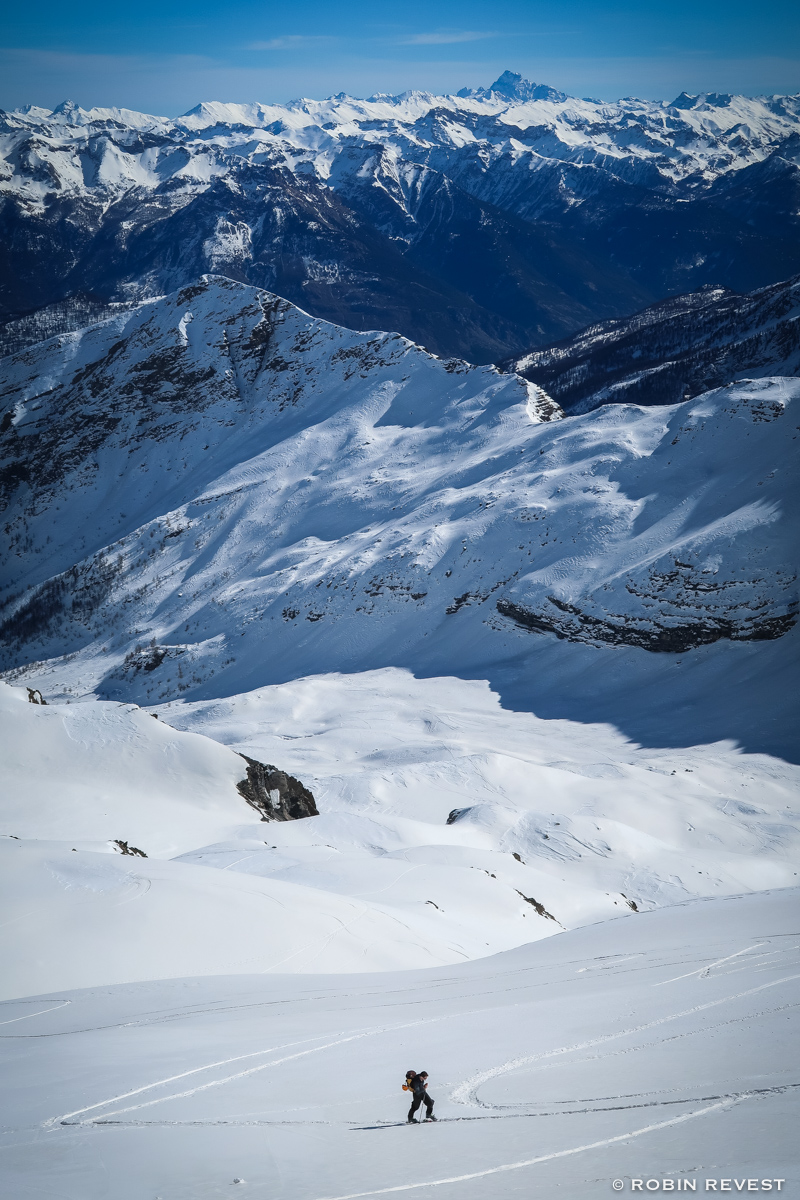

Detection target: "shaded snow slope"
[509, 274, 800, 414]
[3, 76, 800, 360]
[1, 276, 797, 756]
[1, 888, 797, 1199]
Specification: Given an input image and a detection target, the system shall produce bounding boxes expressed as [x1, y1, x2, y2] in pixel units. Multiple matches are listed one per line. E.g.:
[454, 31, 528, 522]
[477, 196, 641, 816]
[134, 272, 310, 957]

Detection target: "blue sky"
[1, 0, 798, 114]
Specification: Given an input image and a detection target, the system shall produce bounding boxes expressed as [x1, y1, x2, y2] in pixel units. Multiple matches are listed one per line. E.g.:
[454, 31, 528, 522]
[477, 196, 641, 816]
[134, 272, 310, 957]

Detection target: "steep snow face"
[511, 275, 800, 414]
[0, 277, 797, 756]
[3, 75, 800, 362]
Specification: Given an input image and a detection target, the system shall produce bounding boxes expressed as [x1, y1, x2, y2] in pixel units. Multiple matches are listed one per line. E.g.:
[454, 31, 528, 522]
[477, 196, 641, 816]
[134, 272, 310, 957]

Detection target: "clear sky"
[1, 0, 798, 115]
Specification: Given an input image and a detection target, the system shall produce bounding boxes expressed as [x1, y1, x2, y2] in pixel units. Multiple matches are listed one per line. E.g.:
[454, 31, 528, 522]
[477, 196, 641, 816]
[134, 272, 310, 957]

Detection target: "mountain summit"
[458, 71, 568, 103]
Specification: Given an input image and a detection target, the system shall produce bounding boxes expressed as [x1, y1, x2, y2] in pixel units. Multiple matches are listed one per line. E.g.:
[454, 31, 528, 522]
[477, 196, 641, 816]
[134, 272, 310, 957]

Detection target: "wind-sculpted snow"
[3, 74, 800, 360]
[0, 277, 797, 743]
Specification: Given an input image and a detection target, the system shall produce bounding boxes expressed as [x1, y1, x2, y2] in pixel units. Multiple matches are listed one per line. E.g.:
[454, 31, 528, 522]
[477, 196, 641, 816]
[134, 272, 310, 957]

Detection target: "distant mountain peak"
[670, 91, 734, 110]
[458, 71, 568, 104]
[51, 99, 80, 116]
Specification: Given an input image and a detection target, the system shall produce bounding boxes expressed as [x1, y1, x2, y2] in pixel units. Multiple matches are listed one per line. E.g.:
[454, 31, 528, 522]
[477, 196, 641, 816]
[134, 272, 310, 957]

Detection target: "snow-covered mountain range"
[3, 73, 800, 360]
[509, 274, 800, 414]
[1, 276, 797, 758]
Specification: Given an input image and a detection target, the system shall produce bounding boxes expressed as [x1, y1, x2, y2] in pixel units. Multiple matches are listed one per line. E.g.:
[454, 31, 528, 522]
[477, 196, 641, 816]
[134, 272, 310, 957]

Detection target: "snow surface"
[3, 669, 799, 999]
[0, 681, 259, 856]
[1, 273, 798, 1193]
[1, 887, 797, 1198]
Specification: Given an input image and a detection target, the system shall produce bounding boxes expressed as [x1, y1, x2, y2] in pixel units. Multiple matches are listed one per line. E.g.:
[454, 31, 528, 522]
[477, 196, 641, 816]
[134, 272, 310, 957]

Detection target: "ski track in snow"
[50, 973, 800, 1131]
[450, 973, 800, 1107]
[3, 889, 796, 1198]
[87, 1082, 800, 1127]
[0, 999, 70, 1026]
[310, 1097, 748, 1200]
[656, 943, 767, 985]
[50, 1010, 468, 1127]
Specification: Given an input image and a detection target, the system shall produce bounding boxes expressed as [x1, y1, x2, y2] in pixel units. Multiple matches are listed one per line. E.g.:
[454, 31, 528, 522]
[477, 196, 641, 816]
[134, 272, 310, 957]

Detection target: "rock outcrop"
[236, 756, 318, 822]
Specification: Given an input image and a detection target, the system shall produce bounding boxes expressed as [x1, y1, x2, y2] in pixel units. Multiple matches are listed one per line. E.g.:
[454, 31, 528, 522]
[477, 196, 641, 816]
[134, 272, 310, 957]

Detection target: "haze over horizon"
[1, 0, 798, 115]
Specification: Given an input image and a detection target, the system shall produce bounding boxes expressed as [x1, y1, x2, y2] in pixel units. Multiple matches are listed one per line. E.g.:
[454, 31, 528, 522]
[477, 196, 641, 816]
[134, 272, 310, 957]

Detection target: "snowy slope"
[1, 278, 798, 998]
[1, 277, 797, 756]
[3, 74, 800, 359]
[1, 887, 797, 1199]
[0, 681, 281, 855]
[509, 274, 800, 414]
[4, 669, 798, 997]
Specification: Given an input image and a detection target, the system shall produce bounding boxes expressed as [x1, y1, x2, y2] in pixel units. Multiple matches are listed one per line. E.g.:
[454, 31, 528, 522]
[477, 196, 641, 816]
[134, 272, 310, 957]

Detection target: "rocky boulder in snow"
[236, 755, 318, 822]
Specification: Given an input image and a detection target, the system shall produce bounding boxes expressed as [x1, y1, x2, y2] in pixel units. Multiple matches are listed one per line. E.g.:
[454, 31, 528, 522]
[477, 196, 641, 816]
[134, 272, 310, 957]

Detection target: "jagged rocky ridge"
[2, 76, 800, 361]
[507, 275, 800, 414]
[0, 276, 796, 709]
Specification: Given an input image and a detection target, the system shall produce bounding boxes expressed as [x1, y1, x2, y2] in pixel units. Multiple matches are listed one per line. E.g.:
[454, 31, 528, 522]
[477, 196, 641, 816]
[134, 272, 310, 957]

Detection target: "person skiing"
[403, 1070, 436, 1122]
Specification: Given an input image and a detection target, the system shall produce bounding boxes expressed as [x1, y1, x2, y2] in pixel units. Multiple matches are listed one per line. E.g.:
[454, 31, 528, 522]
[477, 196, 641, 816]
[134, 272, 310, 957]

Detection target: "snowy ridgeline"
[1, 888, 797, 1198]
[6, 82, 800, 204]
[2, 671, 799, 999]
[0, 276, 797, 756]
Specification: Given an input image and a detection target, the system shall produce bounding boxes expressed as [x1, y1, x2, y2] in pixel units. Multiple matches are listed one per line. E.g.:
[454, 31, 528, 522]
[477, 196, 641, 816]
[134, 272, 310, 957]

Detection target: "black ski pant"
[408, 1092, 433, 1121]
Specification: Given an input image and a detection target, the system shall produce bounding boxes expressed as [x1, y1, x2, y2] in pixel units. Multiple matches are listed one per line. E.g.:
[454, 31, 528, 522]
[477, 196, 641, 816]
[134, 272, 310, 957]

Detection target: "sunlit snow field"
[1, 888, 797, 1199]
[3, 670, 799, 998]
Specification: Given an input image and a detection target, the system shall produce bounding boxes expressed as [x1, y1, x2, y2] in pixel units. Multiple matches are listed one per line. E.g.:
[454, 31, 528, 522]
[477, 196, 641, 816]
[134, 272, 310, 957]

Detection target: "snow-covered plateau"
[1, 266, 798, 1195]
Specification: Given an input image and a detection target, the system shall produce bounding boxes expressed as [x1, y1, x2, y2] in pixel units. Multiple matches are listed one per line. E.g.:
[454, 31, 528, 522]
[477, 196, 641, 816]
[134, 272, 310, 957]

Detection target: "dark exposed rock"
[26, 687, 45, 704]
[496, 596, 798, 654]
[446, 807, 473, 825]
[112, 839, 147, 857]
[515, 890, 558, 921]
[236, 755, 318, 822]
